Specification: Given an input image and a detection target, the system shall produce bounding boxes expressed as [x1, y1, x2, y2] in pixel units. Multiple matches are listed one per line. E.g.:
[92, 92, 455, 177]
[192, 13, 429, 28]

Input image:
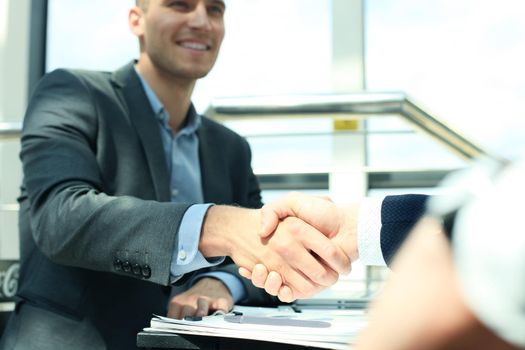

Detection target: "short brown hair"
[136, 0, 149, 11]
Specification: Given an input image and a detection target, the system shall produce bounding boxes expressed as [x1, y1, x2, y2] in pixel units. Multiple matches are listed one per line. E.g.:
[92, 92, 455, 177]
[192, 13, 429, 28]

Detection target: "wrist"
[199, 205, 261, 258]
[337, 202, 360, 262]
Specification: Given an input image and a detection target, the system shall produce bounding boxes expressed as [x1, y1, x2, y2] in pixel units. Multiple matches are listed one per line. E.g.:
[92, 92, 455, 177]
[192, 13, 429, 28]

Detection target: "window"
[366, 0, 525, 160]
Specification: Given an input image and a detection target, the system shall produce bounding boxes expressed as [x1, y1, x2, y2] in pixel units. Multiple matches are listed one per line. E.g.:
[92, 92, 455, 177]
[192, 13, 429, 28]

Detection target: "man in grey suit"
[0, 1, 350, 349]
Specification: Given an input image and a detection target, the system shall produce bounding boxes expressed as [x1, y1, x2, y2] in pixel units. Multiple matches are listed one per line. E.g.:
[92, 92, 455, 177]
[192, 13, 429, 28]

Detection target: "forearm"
[30, 183, 190, 285]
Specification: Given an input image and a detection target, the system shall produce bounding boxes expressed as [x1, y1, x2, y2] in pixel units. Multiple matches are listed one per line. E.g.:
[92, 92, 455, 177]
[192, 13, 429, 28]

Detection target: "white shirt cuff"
[357, 197, 386, 266]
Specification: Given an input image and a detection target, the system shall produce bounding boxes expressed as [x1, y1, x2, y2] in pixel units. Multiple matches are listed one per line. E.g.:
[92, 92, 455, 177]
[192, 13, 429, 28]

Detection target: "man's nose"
[187, 3, 212, 30]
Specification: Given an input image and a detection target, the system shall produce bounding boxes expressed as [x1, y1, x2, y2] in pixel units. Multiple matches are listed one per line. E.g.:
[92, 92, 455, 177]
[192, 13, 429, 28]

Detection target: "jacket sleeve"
[21, 69, 189, 286]
[380, 194, 429, 265]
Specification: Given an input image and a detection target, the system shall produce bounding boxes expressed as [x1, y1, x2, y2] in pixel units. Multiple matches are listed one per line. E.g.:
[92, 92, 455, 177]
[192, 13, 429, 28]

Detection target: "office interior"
[1, 0, 524, 343]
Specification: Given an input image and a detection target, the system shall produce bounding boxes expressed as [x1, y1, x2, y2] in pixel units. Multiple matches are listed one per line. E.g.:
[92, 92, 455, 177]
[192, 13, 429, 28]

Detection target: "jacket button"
[142, 264, 151, 279]
[132, 263, 141, 276]
[122, 260, 131, 273]
[113, 259, 122, 271]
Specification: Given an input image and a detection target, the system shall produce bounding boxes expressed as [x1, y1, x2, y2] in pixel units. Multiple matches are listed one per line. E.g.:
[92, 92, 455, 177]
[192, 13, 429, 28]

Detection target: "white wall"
[0, 0, 30, 259]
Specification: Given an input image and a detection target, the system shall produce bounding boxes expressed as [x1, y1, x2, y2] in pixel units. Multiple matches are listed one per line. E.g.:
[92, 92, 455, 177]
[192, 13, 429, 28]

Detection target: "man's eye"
[169, 1, 190, 9]
[208, 5, 224, 16]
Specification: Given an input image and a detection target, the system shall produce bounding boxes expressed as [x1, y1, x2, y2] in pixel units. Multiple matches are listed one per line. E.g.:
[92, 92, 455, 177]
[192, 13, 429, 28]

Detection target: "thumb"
[259, 192, 304, 237]
[259, 205, 282, 238]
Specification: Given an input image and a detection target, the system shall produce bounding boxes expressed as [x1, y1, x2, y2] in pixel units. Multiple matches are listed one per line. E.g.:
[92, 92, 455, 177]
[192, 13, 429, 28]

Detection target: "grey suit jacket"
[13, 61, 274, 349]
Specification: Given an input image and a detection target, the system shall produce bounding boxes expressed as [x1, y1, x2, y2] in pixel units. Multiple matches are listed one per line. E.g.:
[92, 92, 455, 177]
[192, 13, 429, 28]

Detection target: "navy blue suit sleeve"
[380, 194, 429, 266]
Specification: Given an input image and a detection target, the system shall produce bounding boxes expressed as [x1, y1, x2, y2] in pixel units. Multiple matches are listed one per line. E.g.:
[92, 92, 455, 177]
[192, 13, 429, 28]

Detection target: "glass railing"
[206, 92, 496, 161]
[0, 122, 22, 140]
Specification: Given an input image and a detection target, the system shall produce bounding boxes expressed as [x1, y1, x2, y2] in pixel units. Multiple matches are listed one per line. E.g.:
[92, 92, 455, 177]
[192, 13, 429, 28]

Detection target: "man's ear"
[128, 6, 145, 37]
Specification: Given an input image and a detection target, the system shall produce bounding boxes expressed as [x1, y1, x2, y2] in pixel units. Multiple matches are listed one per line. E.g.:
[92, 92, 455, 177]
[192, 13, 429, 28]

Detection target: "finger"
[260, 192, 303, 237]
[264, 271, 283, 296]
[181, 305, 197, 319]
[316, 251, 352, 276]
[277, 218, 340, 286]
[276, 264, 322, 300]
[300, 224, 351, 275]
[271, 193, 342, 239]
[238, 267, 253, 279]
[293, 196, 341, 238]
[278, 285, 295, 303]
[213, 298, 232, 314]
[294, 251, 338, 288]
[196, 298, 210, 317]
[167, 303, 182, 319]
[251, 264, 269, 288]
[259, 205, 282, 238]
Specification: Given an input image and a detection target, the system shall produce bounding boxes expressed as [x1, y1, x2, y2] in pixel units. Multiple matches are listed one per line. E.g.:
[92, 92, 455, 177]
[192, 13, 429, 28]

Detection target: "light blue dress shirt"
[136, 69, 245, 302]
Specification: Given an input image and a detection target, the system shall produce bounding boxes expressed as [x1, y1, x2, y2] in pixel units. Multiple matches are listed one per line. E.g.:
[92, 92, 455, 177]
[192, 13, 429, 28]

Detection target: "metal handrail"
[0, 122, 22, 140]
[206, 92, 494, 161]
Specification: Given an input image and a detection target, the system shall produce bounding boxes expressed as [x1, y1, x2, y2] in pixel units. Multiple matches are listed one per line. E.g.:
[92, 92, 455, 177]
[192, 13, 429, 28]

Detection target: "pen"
[223, 315, 331, 328]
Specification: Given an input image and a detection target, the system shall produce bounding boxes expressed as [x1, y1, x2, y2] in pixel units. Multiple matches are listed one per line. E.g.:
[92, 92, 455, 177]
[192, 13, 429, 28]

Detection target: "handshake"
[199, 192, 361, 303]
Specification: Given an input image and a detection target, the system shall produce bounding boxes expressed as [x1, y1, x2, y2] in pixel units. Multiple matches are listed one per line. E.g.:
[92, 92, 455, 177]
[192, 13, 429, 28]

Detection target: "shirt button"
[171, 189, 179, 197]
[178, 250, 187, 261]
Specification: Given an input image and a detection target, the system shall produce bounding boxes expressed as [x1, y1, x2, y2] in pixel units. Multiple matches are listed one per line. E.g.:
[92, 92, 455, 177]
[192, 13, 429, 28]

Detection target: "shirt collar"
[135, 67, 201, 134]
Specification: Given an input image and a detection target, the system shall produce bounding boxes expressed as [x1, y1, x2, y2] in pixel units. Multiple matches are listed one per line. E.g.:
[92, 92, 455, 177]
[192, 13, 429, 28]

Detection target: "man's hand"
[167, 277, 233, 319]
[260, 192, 359, 261]
[238, 192, 360, 301]
[199, 205, 351, 303]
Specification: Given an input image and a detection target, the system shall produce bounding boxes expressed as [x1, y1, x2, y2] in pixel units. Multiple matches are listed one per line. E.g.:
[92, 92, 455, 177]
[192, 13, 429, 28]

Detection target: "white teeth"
[180, 42, 208, 51]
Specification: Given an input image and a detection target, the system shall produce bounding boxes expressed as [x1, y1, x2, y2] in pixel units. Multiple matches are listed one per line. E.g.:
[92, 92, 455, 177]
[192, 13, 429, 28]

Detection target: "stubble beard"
[149, 42, 216, 82]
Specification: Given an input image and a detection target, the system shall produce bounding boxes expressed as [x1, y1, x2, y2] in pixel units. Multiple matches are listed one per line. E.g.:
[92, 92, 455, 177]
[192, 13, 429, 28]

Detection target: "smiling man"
[0, 1, 350, 349]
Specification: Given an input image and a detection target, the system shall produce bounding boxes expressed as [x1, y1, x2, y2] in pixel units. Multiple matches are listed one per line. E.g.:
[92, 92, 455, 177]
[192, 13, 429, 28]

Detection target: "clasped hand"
[239, 192, 359, 302]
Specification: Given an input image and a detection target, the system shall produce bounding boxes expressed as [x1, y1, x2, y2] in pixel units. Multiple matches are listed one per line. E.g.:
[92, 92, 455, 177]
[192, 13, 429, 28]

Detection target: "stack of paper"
[144, 306, 367, 349]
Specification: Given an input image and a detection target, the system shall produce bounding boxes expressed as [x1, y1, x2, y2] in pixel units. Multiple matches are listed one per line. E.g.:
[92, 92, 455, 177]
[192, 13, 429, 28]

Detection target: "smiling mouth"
[178, 42, 210, 51]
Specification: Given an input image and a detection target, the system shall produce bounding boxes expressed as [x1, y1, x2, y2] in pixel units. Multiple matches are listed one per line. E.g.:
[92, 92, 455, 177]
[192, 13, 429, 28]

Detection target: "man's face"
[140, 0, 226, 80]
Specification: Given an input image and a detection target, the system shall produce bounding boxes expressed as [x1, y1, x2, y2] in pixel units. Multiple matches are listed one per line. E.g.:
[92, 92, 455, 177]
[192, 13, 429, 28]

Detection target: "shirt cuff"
[190, 271, 247, 304]
[170, 204, 225, 282]
[357, 197, 386, 266]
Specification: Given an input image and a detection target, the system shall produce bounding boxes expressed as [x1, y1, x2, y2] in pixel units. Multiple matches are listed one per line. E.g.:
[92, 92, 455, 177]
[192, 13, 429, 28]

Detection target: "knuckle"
[324, 244, 339, 260]
[273, 239, 291, 256]
[285, 219, 302, 237]
[313, 267, 337, 286]
[312, 268, 328, 283]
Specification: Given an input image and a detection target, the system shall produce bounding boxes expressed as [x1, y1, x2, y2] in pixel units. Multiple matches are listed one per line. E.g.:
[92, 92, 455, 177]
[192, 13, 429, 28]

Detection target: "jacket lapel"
[197, 123, 214, 202]
[197, 120, 230, 204]
[112, 62, 170, 202]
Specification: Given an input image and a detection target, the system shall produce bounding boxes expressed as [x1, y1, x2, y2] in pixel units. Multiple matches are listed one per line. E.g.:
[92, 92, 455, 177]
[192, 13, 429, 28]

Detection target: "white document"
[144, 306, 367, 349]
